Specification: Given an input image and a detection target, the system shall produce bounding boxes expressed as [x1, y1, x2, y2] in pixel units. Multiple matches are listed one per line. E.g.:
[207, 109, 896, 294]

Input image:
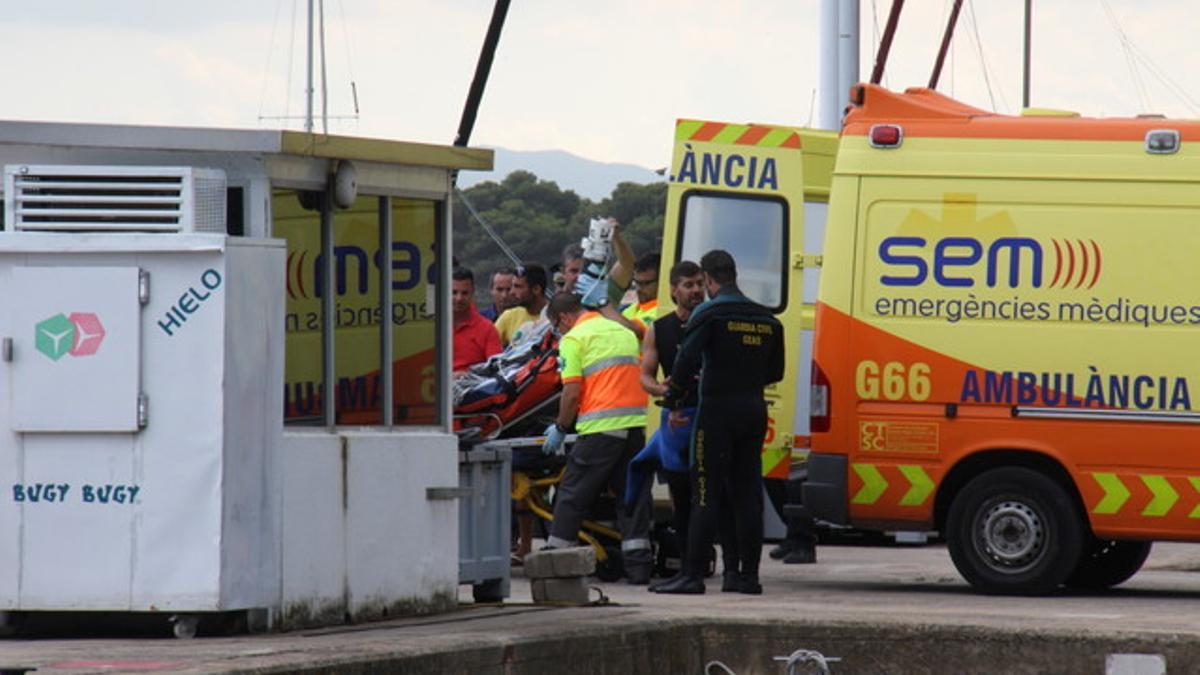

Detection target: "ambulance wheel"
[1064, 539, 1152, 590]
[946, 467, 1084, 595]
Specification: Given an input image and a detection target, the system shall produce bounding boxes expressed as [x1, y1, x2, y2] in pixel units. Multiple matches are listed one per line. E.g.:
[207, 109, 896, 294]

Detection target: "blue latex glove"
[542, 423, 566, 455]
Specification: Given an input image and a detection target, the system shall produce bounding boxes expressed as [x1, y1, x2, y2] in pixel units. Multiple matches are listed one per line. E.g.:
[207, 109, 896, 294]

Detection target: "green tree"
[454, 170, 666, 307]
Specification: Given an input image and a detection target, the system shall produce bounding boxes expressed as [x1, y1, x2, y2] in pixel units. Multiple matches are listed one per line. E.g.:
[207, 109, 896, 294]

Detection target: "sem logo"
[35, 312, 105, 361]
[878, 236, 1104, 290]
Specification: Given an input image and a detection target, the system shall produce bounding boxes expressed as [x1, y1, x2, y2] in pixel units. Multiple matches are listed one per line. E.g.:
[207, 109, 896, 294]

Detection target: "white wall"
[280, 429, 458, 628]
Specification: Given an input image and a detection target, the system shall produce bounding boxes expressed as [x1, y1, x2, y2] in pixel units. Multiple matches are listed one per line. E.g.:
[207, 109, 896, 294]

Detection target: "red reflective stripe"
[690, 122, 726, 142]
[736, 125, 770, 146]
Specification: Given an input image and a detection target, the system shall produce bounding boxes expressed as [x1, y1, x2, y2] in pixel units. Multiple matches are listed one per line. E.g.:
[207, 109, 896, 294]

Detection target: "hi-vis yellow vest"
[559, 312, 647, 434]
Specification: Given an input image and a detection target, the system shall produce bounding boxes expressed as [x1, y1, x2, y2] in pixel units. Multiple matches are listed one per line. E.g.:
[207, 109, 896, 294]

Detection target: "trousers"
[548, 429, 653, 568]
[685, 395, 767, 577]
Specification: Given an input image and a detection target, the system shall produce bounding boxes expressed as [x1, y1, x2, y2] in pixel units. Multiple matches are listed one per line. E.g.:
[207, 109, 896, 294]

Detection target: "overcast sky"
[0, 1, 1192, 169]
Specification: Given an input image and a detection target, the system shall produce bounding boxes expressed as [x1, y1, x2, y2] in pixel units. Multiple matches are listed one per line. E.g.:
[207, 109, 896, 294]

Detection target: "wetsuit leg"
[683, 400, 736, 577]
[724, 398, 767, 577]
[665, 470, 691, 552]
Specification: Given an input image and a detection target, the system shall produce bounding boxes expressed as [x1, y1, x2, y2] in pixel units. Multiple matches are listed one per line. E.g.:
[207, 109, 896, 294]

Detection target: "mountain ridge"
[457, 147, 661, 201]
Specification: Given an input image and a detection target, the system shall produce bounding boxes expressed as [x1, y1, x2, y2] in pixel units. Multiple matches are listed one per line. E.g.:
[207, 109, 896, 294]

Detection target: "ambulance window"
[677, 192, 787, 311]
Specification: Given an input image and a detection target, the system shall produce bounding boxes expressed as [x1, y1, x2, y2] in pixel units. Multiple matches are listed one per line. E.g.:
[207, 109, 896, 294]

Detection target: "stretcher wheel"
[594, 545, 624, 582]
[170, 614, 200, 639]
[473, 578, 507, 603]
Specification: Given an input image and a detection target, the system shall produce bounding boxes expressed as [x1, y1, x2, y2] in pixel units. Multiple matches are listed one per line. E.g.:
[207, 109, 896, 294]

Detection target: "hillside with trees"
[452, 170, 667, 302]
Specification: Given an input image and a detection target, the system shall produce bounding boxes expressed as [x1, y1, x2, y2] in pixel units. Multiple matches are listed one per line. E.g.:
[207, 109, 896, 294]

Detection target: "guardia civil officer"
[652, 250, 785, 595]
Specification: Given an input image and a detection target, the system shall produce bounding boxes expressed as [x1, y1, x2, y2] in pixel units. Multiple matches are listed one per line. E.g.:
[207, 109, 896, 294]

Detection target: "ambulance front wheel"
[946, 467, 1084, 595]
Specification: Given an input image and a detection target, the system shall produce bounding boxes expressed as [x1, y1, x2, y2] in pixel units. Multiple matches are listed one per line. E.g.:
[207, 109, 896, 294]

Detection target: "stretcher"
[453, 322, 561, 440]
[452, 322, 661, 581]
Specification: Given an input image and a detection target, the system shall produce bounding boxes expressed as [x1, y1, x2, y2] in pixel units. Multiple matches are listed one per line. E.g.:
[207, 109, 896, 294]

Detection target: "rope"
[774, 648, 842, 675]
[704, 647, 841, 675]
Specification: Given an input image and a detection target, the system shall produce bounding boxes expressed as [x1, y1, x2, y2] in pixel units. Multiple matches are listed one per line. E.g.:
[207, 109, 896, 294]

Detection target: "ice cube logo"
[35, 312, 105, 361]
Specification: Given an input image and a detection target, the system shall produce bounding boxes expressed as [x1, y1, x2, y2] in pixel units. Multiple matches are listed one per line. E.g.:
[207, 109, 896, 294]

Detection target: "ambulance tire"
[946, 467, 1084, 595]
[1064, 539, 1152, 590]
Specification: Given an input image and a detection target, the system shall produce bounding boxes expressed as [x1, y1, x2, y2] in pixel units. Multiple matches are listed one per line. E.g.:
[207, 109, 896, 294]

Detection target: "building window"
[677, 191, 788, 311]
[275, 190, 441, 427]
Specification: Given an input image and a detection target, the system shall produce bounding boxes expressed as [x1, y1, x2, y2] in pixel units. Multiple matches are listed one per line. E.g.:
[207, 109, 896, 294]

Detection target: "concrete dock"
[5, 542, 1200, 673]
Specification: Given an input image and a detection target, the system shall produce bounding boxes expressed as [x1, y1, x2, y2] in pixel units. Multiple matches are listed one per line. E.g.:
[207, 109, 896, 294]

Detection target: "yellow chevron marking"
[1141, 475, 1178, 517]
[1091, 473, 1130, 515]
[897, 465, 934, 507]
[851, 463, 887, 505]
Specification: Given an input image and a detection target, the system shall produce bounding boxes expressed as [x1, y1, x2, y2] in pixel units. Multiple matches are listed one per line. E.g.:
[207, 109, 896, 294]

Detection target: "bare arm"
[639, 323, 667, 396]
[607, 221, 635, 291]
[600, 303, 646, 340]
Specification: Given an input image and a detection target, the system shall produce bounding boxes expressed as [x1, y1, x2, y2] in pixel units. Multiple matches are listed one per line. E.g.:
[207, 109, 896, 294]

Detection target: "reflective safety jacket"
[621, 298, 658, 330]
[559, 311, 647, 434]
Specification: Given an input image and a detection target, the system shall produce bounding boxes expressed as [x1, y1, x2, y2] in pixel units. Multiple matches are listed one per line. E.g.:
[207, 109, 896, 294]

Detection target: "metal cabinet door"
[10, 266, 141, 432]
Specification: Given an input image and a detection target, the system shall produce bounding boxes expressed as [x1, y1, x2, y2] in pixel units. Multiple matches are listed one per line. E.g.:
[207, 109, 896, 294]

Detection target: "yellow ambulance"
[657, 119, 836, 481]
[806, 83, 1200, 594]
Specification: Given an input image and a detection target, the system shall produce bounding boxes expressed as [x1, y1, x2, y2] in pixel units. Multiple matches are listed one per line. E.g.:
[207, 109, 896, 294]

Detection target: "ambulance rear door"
[658, 120, 836, 480]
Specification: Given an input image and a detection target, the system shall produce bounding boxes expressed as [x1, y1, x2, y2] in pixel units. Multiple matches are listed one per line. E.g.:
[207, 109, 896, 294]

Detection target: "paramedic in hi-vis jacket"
[540, 291, 655, 584]
[653, 250, 785, 595]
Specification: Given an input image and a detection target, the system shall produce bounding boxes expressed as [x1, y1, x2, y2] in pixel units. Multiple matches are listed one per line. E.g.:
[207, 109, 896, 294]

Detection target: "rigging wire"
[335, 0, 362, 123]
[870, 0, 888, 88]
[257, 0, 287, 126]
[1100, 0, 1200, 116]
[1100, 0, 1152, 113]
[456, 188, 523, 267]
[1124, 40, 1200, 115]
[285, 0, 299, 127]
[964, 0, 999, 111]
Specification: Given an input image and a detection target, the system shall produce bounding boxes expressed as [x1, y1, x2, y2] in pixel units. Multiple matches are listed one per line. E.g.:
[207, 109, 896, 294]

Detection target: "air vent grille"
[4, 165, 227, 233]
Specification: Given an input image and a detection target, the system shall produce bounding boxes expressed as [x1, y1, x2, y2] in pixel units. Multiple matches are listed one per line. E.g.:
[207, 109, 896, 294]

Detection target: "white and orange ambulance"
[657, 120, 837, 486]
[805, 83, 1200, 593]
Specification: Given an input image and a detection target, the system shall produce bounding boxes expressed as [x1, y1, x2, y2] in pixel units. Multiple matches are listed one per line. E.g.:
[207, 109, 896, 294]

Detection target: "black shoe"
[782, 547, 816, 565]
[649, 572, 683, 592]
[737, 573, 762, 595]
[720, 571, 740, 592]
[651, 574, 705, 595]
[769, 541, 797, 560]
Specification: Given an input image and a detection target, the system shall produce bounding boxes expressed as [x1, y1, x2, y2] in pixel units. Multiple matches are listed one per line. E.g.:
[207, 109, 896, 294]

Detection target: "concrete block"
[531, 577, 591, 605]
[523, 546, 596, 579]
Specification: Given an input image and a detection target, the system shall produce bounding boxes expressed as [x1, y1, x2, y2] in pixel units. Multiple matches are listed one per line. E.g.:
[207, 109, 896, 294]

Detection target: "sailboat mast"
[305, 0, 315, 133]
[1023, 0, 1032, 108]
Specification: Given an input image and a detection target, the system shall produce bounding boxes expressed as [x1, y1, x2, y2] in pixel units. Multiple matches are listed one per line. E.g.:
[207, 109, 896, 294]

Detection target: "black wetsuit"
[664, 285, 785, 579]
